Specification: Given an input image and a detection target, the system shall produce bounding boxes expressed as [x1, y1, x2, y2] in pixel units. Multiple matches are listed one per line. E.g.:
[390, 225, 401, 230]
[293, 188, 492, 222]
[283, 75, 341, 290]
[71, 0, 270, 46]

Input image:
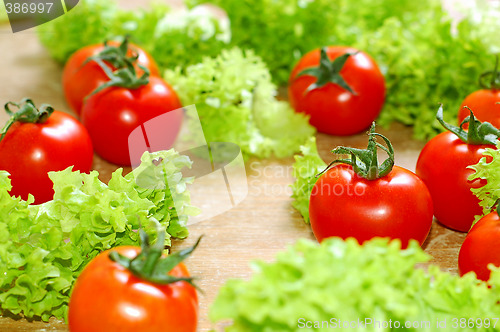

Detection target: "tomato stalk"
[0, 98, 54, 142]
[86, 37, 150, 98]
[319, 122, 395, 180]
[479, 55, 500, 90]
[85, 36, 137, 70]
[437, 104, 500, 145]
[296, 47, 358, 95]
[109, 221, 201, 287]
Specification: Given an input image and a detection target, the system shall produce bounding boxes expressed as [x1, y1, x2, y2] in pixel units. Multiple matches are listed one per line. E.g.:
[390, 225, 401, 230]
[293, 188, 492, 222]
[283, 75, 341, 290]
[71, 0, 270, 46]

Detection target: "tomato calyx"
[85, 36, 138, 70]
[109, 223, 201, 287]
[296, 47, 357, 95]
[479, 55, 500, 90]
[86, 37, 150, 98]
[0, 98, 54, 142]
[319, 122, 394, 180]
[437, 104, 500, 145]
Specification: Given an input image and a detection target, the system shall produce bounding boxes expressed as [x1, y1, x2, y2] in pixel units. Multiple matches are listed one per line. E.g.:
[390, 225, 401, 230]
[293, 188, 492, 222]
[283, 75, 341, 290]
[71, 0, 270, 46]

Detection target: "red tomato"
[68, 246, 198, 332]
[458, 211, 500, 281]
[288, 46, 385, 136]
[0, 106, 93, 204]
[309, 164, 433, 248]
[63, 41, 159, 115]
[457, 89, 500, 128]
[81, 76, 183, 166]
[415, 132, 489, 232]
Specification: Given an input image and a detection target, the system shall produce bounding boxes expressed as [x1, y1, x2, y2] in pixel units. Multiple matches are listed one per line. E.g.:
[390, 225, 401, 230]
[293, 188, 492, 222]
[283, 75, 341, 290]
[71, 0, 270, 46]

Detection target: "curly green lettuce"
[164, 48, 315, 159]
[468, 141, 500, 223]
[0, 149, 198, 322]
[186, 0, 496, 140]
[211, 237, 500, 331]
[37, 0, 227, 69]
[290, 137, 326, 223]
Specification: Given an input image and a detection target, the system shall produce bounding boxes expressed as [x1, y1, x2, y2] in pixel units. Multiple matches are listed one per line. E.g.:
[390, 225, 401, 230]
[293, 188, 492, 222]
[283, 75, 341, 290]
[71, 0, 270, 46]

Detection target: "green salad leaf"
[164, 48, 315, 159]
[0, 150, 197, 322]
[211, 237, 500, 331]
[37, 0, 227, 69]
[290, 137, 326, 223]
[468, 141, 500, 224]
[186, 0, 496, 140]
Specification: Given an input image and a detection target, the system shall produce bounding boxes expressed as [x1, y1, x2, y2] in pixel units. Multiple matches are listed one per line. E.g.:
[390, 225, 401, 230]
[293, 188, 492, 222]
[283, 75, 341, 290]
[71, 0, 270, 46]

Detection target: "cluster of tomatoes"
[290, 47, 500, 282]
[0, 39, 197, 331]
[0, 39, 182, 204]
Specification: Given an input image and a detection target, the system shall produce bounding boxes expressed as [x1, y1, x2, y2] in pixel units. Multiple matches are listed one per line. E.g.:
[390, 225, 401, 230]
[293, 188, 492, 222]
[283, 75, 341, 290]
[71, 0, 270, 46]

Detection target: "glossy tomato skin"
[309, 164, 433, 248]
[63, 42, 159, 115]
[0, 111, 93, 204]
[457, 89, 500, 128]
[288, 46, 386, 136]
[68, 246, 198, 332]
[81, 76, 183, 166]
[458, 211, 500, 281]
[415, 132, 489, 232]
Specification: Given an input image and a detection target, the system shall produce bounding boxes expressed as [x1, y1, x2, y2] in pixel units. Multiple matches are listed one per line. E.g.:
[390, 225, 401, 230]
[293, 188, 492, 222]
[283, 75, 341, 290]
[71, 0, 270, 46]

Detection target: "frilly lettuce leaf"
[468, 141, 500, 224]
[164, 48, 315, 159]
[37, 0, 227, 70]
[0, 150, 197, 322]
[211, 237, 500, 331]
[127, 150, 201, 238]
[290, 137, 326, 223]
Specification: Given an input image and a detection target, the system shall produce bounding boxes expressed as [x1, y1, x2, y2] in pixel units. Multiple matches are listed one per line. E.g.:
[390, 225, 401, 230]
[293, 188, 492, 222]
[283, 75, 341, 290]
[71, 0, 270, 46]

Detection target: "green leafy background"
[37, 0, 499, 145]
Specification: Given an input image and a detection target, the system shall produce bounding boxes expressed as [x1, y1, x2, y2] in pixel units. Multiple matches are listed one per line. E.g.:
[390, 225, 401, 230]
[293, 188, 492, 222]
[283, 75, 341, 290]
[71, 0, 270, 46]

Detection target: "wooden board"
[0, 10, 467, 332]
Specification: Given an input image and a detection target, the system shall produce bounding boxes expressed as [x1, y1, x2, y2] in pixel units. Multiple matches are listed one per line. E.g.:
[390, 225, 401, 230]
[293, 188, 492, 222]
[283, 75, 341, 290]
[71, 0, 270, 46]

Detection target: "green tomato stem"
[109, 219, 201, 287]
[318, 122, 395, 180]
[437, 104, 500, 145]
[296, 47, 357, 95]
[479, 55, 500, 90]
[0, 98, 54, 142]
[85, 36, 150, 99]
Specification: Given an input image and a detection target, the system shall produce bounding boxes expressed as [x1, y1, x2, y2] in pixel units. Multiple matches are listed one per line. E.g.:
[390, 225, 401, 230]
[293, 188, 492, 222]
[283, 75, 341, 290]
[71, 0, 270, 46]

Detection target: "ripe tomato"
[288, 46, 385, 136]
[0, 99, 93, 204]
[457, 57, 500, 128]
[309, 124, 433, 248]
[416, 132, 488, 232]
[458, 211, 500, 281]
[81, 76, 183, 166]
[63, 40, 159, 115]
[416, 106, 498, 232]
[310, 165, 433, 248]
[457, 89, 500, 128]
[68, 246, 198, 332]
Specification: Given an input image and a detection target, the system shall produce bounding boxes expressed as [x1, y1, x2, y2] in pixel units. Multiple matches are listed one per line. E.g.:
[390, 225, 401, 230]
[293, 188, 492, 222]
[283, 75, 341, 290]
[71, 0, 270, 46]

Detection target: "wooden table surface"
[0, 4, 467, 331]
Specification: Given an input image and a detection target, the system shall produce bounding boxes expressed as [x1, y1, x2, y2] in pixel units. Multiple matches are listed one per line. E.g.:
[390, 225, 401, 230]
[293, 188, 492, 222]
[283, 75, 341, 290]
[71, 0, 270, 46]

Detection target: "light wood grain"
[0, 11, 467, 332]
